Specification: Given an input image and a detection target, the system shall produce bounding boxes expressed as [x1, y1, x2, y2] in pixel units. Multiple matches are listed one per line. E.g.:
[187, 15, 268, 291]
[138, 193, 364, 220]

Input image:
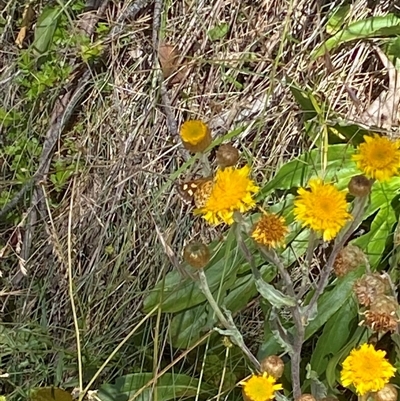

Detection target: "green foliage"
[312, 13, 400, 58]
[207, 23, 230, 41]
[97, 373, 214, 401]
[33, 6, 61, 55]
[29, 387, 72, 401]
[326, 4, 351, 35]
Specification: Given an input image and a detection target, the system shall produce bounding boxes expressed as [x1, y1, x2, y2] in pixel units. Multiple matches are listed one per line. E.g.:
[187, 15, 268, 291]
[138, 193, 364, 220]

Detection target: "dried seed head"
[333, 244, 366, 277]
[348, 174, 373, 197]
[363, 295, 399, 333]
[216, 143, 240, 168]
[295, 394, 316, 401]
[320, 398, 339, 401]
[372, 384, 398, 401]
[183, 241, 210, 269]
[260, 355, 285, 379]
[353, 273, 391, 307]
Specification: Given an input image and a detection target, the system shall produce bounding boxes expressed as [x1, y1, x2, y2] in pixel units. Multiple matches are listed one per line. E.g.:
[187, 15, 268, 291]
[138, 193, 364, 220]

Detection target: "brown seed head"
[260, 355, 284, 379]
[333, 244, 366, 277]
[363, 295, 399, 333]
[183, 241, 210, 269]
[353, 273, 391, 307]
[295, 394, 316, 401]
[348, 174, 373, 197]
[216, 143, 240, 168]
[372, 384, 398, 401]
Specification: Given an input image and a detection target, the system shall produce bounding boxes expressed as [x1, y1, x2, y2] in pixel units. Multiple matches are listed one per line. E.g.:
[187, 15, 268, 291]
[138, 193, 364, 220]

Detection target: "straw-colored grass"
[0, 0, 396, 399]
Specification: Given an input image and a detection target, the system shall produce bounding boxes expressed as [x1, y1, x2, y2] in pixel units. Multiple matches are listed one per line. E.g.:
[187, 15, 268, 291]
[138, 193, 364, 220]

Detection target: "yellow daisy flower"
[352, 134, 400, 181]
[179, 120, 212, 152]
[340, 343, 396, 396]
[293, 178, 351, 241]
[194, 166, 259, 225]
[252, 212, 288, 248]
[241, 372, 283, 401]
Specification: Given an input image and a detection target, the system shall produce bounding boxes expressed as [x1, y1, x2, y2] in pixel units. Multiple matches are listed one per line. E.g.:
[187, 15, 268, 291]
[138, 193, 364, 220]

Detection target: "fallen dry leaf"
[15, 2, 35, 48]
[158, 43, 186, 84]
[354, 46, 400, 132]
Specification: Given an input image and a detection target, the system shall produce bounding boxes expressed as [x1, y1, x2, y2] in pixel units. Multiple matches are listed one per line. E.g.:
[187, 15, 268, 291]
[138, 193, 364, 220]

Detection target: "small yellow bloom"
[179, 120, 211, 152]
[194, 166, 259, 225]
[293, 178, 351, 241]
[241, 372, 283, 401]
[252, 213, 288, 248]
[353, 134, 400, 181]
[340, 343, 396, 396]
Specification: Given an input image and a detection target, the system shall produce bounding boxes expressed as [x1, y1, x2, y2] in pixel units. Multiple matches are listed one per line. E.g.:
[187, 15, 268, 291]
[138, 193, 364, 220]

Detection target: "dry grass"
[0, 0, 398, 398]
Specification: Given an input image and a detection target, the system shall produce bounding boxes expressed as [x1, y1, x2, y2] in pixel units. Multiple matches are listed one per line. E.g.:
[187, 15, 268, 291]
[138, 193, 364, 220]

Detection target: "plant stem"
[197, 269, 261, 371]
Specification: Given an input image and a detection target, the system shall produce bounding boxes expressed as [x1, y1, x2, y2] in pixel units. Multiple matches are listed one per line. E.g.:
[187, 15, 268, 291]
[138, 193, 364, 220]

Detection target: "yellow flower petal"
[179, 120, 211, 152]
[241, 372, 283, 401]
[252, 213, 288, 248]
[194, 166, 259, 226]
[353, 134, 400, 181]
[293, 178, 351, 241]
[340, 343, 396, 396]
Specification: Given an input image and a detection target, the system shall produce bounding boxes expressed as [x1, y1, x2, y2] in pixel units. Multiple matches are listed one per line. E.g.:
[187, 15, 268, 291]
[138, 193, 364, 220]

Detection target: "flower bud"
[183, 241, 210, 269]
[216, 143, 239, 168]
[333, 244, 366, 277]
[348, 175, 373, 197]
[353, 273, 391, 306]
[180, 120, 212, 153]
[295, 394, 316, 401]
[260, 355, 284, 379]
[372, 384, 398, 401]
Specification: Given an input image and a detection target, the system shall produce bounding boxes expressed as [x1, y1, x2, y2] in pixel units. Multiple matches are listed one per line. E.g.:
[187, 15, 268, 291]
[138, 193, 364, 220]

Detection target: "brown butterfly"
[177, 177, 213, 208]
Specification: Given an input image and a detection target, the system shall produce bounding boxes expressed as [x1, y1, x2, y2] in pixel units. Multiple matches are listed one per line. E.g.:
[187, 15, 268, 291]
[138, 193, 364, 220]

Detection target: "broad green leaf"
[258, 267, 365, 359]
[259, 144, 355, 198]
[310, 296, 358, 375]
[207, 23, 229, 41]
[29, 387, 72, 401]
[169, 306, 209, 349]
[326, 4, 351, 35]
[325, 327, 368, 388]
[143, 229, 240, 313]
[287, 83, 319, 122]
[352, 178, 400, 268]
[33, 6, 61, 55]
[224, 265, 276, 312]
[304, 267, 365, 338]
[97, 373, 213, 401]
[312, 14, 400, 59]
[168, 264, 276, 348]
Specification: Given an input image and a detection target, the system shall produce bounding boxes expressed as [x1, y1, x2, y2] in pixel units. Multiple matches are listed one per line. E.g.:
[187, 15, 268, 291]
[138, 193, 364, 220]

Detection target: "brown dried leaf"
[15, 3, 35, 48]
[158, 43, 186, 84]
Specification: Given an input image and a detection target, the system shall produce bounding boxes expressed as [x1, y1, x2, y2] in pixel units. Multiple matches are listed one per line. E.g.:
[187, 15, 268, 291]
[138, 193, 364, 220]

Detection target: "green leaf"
[325, 327, 368, 388]
[33, 6, 61, 55]
[352, 179, 400, 268]
[29, 388, 72, 401]
[326, 4, 351, 35]
[207, 23, 229, 41]
[255, 278, 296, 307]
[312, 14, 400, 59]
[97, 373, 213, 401]
[310, 296, 358, 375]
[287, 82, 319, 122]
[258, 144, 355, 198]
[169, 306, 209, 349]
[258, 267, 365, 359]
[168, 264, 276, 348]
